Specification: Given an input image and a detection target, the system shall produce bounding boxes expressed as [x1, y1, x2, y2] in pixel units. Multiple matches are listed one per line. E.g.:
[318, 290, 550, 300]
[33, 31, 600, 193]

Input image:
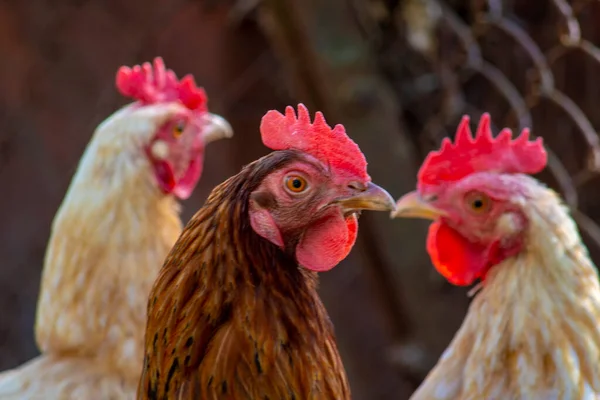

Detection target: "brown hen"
[137, 104, 396, 399]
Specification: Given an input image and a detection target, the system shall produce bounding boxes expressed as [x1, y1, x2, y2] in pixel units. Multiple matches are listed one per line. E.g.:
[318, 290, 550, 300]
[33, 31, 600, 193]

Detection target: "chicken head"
[391, 113, 548, 286]
[249, 104, 395, 272]
[116, 57, 233, 199]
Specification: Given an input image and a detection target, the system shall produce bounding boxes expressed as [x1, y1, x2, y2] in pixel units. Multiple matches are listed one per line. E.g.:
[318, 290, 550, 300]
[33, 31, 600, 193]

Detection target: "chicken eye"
[285, 175, 308, 193]
[465, 191, 491, 214]
[172, 121, 185, 138]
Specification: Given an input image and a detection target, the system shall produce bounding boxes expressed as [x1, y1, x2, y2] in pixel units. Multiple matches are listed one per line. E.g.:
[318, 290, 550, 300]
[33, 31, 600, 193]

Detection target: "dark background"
[2, 0, 600, 398]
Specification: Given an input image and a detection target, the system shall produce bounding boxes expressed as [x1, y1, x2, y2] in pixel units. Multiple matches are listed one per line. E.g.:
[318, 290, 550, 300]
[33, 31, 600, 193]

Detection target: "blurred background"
[2, 0, 600, 398]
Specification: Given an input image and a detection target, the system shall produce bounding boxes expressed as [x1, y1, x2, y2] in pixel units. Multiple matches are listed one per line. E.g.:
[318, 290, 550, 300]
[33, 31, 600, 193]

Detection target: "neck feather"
[413, 187, 600, 400]
[35, 119, 182, 381]
[140, 152, 349, 399]
[152, 152, 327, 339]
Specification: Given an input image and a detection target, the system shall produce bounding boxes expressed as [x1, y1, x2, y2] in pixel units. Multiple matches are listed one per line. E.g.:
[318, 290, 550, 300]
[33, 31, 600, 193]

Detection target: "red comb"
[418, 113, 547, 189]
[115, 57, 207, 112]
[260, 104, 369, 181]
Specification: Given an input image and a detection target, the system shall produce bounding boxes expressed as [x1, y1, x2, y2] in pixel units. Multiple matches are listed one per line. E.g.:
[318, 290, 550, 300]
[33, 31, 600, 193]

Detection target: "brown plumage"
[140, 151, 349, 399]
[137, 105, 396, 399]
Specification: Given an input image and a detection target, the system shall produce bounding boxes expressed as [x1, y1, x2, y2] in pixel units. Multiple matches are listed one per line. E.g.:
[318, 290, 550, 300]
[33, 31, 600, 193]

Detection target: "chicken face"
[249, 153, 395, 272]
[392, 173, 530, 285]
[147, 109, 232, 199]
[391, 113, 547, 286]
[116, 57, 233, 200]
[249, 104, 396, 272]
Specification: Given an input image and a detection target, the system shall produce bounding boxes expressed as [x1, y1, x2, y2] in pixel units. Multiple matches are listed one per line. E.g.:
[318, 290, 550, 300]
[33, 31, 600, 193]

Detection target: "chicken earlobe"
[249, 191, 284, 247]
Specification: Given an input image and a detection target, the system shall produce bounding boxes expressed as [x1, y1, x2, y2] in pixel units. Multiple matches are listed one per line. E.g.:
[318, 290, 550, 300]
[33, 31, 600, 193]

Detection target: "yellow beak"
[201, 113, 234, 144]
[390, 191, 446, 220]
[335, 182, 396, 212]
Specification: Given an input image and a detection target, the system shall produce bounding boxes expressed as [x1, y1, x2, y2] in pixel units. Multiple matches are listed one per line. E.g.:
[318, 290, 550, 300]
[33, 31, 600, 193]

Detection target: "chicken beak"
[391, 191, 446, 220]
[335, 182, 396, 212]
[201, 113, 234, 144]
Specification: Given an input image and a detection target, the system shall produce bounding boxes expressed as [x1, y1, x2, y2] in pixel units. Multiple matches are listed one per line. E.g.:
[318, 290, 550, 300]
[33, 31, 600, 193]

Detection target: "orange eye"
[285, 175, 308, 193]
[172, 121, 185, 138]
[465, 191, 491, 214]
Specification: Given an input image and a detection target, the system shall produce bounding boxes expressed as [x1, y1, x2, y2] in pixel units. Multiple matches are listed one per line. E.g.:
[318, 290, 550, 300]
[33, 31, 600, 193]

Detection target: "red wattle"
[296, 213, 358, 272]
[154, 160, 176, 194]
[173, 154, 203, 200]
[345, 215, 358, 253]
[426, 221, 490, 286]
[152, 155, 204, 199]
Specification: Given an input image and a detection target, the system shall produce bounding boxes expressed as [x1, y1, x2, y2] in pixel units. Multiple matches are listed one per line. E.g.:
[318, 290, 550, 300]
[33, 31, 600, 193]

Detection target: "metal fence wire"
[195, 0, 600, 393]
[352, 0, 600, 260]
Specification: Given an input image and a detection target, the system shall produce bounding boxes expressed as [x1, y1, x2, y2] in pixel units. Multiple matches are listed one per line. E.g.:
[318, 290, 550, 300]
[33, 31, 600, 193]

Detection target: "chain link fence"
[352, 0, 600, 260]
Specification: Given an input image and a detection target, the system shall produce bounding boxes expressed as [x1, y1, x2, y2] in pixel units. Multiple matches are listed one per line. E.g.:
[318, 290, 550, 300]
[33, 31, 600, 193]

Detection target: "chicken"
[392, 113, 600, 399]
[0, 57, 233, 399]
[136, 104, 396, 400]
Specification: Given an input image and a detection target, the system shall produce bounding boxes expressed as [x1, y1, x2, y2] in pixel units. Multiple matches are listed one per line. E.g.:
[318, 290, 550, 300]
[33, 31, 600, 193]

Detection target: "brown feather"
[138, 150, 350, 400]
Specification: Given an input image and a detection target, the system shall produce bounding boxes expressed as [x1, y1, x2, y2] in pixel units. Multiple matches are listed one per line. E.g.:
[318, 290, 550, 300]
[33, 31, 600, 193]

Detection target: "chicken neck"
[139, 151, 350, 399]
[412, 187, 600, 400]
[34, 122, 183, 382]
